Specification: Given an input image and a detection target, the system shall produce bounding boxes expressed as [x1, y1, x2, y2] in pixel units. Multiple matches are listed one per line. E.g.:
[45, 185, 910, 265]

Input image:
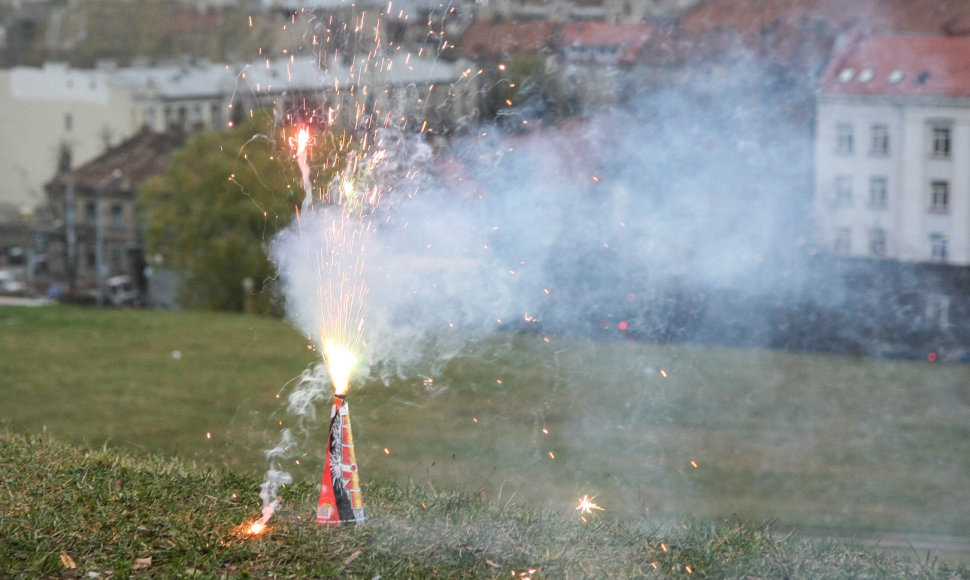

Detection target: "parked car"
[0, 270, 26, 295]
[93, 275, 140, 306]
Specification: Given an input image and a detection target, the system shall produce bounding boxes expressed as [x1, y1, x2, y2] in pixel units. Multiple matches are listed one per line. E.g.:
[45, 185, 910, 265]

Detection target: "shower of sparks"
[244, 0, 486, 534]
[576, 494, 604, 522]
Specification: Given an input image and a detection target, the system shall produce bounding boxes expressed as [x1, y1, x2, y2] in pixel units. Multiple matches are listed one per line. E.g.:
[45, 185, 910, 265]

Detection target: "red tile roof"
[560, 21, 653, 64]
[683, 0, 970, 37]
[677, 0, 970, 66]
[818, 34, 970, 98]
[455, 19, 556, 60]
[49, 129, 184, 193]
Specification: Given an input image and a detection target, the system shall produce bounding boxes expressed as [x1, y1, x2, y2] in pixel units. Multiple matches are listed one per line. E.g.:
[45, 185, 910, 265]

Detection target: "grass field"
[7, 431, 966, 578]
[2, 305, 969, 550]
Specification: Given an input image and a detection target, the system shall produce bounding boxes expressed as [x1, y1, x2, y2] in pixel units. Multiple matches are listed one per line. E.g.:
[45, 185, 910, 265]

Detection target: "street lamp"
[96, 168, 123, 307]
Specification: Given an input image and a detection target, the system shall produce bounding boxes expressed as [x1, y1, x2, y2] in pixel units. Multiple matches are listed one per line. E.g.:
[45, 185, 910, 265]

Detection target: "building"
[234, 53, 478, 137]
[559, 20, 652, 108]
[814, 34, 970, 266]
[42, 128, 182, 299]
[0, 62, 134, 218]
[469, 0, 702, 23]
[110, 60, 235, 133]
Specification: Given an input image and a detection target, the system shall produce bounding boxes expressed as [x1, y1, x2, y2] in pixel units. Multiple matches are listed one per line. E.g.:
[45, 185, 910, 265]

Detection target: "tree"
[139, 113, 342, 312]
[481, 54, 571, 126]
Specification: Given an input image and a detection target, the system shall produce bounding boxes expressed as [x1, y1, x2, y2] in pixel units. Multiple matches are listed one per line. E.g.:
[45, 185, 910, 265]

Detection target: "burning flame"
[246, 520, 268, 535]
[323, 341, 356, 396]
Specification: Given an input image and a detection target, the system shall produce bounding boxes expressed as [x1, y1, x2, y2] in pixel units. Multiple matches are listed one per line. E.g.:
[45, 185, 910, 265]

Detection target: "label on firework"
[317, 397, 365, 525]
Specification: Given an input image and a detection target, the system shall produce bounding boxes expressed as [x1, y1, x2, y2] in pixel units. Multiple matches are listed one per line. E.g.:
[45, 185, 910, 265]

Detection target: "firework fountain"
[245, 117, 378, 533]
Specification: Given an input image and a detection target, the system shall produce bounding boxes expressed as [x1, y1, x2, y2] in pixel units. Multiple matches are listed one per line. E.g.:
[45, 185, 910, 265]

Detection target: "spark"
[575, 494, 603, 522]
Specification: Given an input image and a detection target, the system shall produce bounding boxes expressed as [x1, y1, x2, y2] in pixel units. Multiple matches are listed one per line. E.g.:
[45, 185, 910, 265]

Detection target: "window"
[869, 176, 888, 208]
[144, 107, 156, 128]
[110, 204, 124, 229]
[926, 293, 950, 330]
[930, 180, 950, 212]
[111, 248, 122, 273]
[870, 124, 889, 155]
[931, 125, 951, 157]
[84, 201, 97, 227]
[210, 102, 221, 129]
[870, 228, 887, 257]
[930, 233, 949, 261]
[835, 175, 852, 205]
[834, 228, 851, 254]
[836, 123, 853, 154]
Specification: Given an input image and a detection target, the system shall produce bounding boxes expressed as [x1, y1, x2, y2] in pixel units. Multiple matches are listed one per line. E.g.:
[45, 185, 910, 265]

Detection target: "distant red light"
[618, 321, 629, 331]
[927, 352, 938, 362]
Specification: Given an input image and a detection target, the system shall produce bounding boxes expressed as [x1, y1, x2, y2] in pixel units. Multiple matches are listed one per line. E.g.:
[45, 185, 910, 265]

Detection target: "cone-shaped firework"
[317, 395, 365, 525]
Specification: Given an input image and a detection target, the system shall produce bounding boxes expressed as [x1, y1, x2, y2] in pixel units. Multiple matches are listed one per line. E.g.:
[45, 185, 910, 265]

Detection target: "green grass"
[1, 305, 969, 550]
[2, 431, 966, 579]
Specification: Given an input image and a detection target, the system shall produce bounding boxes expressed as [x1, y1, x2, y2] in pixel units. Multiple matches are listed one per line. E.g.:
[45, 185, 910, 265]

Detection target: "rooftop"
[818, 34, 970, 98]
[455, 19, 556, 60]
[49, 128, 184, 193]
[560, 21, 653, 65]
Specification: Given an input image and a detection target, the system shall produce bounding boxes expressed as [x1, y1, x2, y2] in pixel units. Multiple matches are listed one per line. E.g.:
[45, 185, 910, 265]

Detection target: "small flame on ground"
[246, 520, 268, 535]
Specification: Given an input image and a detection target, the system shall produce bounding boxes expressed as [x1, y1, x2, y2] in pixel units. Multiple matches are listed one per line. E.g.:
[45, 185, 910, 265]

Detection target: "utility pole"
[59, 143, 77, 297]
[65, 172, 77, 297]
[96, 169, 123, 307]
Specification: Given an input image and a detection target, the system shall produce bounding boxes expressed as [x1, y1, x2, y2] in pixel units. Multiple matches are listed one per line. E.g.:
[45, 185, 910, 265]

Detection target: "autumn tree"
[138, 113, 341, 312]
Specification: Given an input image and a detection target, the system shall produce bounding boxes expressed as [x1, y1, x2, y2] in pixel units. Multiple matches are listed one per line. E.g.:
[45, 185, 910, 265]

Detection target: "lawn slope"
[2, 432, 966, 579]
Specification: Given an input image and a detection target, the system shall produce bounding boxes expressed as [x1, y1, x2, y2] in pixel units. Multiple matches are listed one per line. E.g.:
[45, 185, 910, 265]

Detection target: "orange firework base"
[317, 396, 365, 525]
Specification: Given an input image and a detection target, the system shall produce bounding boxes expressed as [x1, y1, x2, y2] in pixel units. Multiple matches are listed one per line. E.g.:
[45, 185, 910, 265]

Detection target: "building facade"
[0, 62, 134, 217]
[43, 129, 182, 298]
[815, 35, 970, 266]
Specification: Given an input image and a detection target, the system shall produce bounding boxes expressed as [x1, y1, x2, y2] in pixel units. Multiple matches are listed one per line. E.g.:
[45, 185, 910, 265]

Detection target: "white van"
[102, 275, 140, 306]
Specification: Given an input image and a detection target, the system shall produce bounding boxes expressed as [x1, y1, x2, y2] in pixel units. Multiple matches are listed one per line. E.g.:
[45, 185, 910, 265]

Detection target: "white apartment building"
[110, 61, 235, 134]
[0, 62, 134, 216]
[815, 34, 970, 266]
[234, 52, 478, 136]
